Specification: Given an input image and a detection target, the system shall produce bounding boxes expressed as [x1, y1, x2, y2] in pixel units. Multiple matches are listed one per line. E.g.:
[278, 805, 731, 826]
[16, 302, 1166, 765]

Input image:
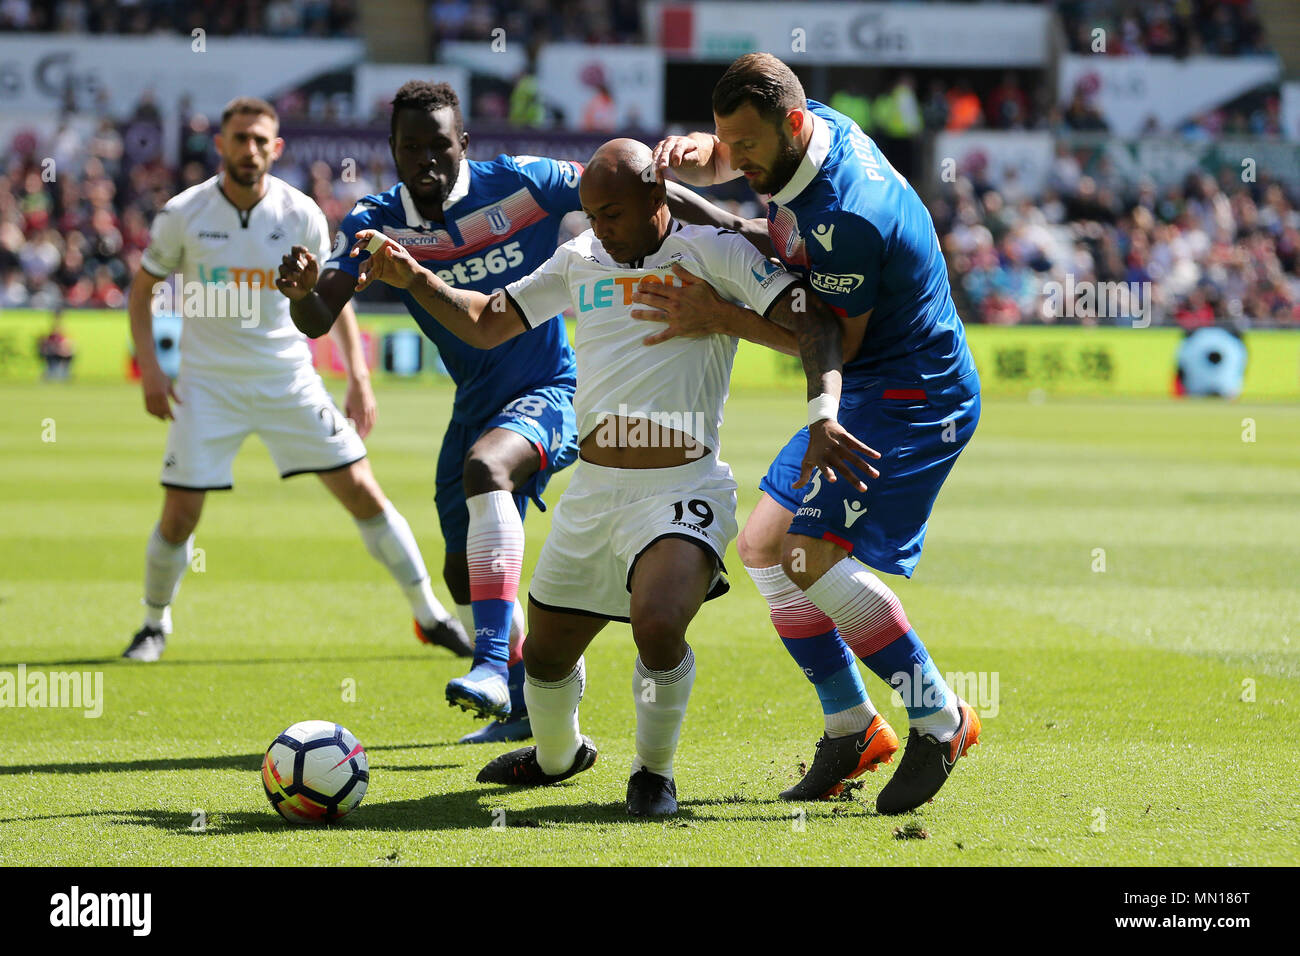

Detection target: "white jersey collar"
[770, 108, 830, 207]
[399, 157, 472, 227]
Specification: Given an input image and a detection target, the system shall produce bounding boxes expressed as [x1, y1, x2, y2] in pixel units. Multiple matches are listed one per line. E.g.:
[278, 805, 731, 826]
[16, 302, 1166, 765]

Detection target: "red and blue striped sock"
[803, 557, 960, 739]
[465, 490, 524, 676]
[746, 564, 876, 736]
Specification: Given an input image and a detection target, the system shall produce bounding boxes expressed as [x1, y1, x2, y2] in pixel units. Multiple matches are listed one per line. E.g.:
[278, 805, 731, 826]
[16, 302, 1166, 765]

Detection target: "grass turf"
[0, 381, 1296, 866]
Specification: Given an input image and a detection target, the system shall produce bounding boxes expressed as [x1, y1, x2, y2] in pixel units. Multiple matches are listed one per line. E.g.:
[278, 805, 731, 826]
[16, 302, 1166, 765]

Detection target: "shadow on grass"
[0, 653, 437, 669]
[0, 742, 458, 776]
[0, 791, 881, 834]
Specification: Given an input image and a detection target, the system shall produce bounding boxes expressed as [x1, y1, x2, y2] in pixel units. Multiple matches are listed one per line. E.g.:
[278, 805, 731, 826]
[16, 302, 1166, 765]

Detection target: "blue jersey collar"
[770, 107, 830, 207]
[398, 157, 472, 227]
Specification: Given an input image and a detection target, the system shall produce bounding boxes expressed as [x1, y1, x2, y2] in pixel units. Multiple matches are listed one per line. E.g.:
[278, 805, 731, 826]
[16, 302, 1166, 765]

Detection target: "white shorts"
[159, 368, 366, 490]
[528, 453, 739, 622]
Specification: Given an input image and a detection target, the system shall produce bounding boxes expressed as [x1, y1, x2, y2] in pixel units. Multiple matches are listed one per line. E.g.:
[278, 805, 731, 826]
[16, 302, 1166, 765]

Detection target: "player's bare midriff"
[579, 419, 708, 468]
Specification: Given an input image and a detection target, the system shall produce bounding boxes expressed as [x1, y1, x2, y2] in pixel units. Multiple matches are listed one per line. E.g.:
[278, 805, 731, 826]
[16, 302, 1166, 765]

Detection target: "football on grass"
[261, 720, 369, 824]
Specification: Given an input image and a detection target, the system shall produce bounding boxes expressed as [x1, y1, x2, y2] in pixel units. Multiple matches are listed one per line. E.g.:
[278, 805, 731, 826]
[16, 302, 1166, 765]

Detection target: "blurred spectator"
[921, 79, 950, 132]
[37, 310, 75, 380]
[579, 64, 618, 132]
[509, 71, 545, 129]
[985, 72, 1029, 130]
[1063, 91, 1109, 132]
[945, 81, 983, 133]
[873, 74, 922, 140]
[829, 87, 872, 136]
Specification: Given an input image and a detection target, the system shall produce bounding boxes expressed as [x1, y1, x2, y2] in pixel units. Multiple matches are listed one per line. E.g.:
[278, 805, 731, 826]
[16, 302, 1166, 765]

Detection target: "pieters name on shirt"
[50, 886, 151, 936]
[592, 405, 709, 458]
[149, 267, 267, 327]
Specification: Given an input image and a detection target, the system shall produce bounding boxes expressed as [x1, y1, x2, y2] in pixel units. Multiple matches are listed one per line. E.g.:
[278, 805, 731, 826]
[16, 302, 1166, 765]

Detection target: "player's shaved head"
[580, 139, 670, 264]
[584, 138, 654, 195]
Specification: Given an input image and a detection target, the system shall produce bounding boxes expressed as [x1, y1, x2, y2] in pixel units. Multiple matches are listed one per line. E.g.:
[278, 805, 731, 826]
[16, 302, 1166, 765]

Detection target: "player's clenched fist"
[276, 245, 319, 300]
[650, 135, 704, 180]
[351, 230, 420, 291]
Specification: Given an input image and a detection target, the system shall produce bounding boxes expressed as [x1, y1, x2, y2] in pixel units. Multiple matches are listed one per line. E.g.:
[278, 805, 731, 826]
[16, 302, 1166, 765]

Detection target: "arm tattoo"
[430, 277, 474, 315]
[772, 285, 843, 400]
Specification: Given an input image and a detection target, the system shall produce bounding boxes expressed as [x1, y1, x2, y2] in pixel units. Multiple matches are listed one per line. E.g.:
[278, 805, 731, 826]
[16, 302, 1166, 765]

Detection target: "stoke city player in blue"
[645, 54, 982, 814]
[279, 81, 579, 743]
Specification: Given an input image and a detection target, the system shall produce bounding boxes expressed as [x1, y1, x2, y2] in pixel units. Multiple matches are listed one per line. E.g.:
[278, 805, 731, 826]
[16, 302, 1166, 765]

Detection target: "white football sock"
[911, 699, 963, 741]
[524, 659, 585, 776]
[143, 605, 172, 633]
[632, 646, 696, 779]
[826, 703, 878, 738]
[354, 505, 449, 627]
[143, 524, 191, 633]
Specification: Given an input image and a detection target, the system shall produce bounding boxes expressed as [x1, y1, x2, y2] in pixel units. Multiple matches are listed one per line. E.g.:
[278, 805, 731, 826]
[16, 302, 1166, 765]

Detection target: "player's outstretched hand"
[351, 230, 419, 292]
[630, 262, 724, 345]
[276, 245, 319, 300]
[141, 364, 180, 421]
[345, 376, 377, 439]
[796, 419, 881, 493]
[651, 135, 704, 182]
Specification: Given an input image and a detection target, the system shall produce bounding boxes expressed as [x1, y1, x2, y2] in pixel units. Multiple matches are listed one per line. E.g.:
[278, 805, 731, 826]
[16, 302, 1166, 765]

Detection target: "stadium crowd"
[0, 0, 358, 36]
[1059, 0, 1272, 57]
[0, 0, 1293, 326]
[933, 153, 1300, 327]
[8, 90, 1297, 329]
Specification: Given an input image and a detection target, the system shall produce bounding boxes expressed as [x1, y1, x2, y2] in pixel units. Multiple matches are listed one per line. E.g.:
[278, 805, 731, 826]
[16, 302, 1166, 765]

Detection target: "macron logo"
[843, 499, 867, 528]
[50, 886, 151, 936]
[811, 224, 834, 250]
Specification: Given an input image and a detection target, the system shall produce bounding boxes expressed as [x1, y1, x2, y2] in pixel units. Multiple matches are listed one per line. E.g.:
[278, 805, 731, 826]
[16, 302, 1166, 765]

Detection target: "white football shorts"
[159, 368, 366, 490]
[528, 452, 739, 622]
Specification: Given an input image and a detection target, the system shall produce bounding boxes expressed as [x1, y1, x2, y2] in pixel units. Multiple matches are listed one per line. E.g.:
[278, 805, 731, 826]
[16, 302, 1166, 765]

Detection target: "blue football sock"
[506, 659, 527, 717]
[470, 598, 512, 675]
[780, 629, 870, 716]
[859, 629, 953, 720]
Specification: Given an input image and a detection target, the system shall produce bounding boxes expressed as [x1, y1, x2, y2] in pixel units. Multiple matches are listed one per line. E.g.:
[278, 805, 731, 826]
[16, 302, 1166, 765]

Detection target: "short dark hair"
[390, 80, 463, 138]
[221, 96, 278, 129]
[711, 53, 806, 125]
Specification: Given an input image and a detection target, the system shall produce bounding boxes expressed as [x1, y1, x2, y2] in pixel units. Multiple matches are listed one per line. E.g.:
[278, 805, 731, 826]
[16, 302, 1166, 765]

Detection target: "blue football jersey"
[326, 154, 582, 423]
[765, 101, 979, 403]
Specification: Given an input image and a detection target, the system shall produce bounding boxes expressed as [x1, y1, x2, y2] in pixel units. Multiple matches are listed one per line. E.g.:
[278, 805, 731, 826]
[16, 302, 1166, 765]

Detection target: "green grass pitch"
[0, 380, 1296, 866]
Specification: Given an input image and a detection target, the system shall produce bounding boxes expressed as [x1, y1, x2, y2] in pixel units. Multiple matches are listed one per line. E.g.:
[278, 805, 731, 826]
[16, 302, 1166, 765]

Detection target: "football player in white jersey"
[346, 138, 872, 815]
[122, 97, 471, 661]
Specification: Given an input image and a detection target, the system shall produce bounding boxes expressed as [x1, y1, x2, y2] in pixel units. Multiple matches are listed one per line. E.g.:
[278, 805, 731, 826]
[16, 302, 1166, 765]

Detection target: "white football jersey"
[505, 220, 798, 453]
[141, 175, 330, 379]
